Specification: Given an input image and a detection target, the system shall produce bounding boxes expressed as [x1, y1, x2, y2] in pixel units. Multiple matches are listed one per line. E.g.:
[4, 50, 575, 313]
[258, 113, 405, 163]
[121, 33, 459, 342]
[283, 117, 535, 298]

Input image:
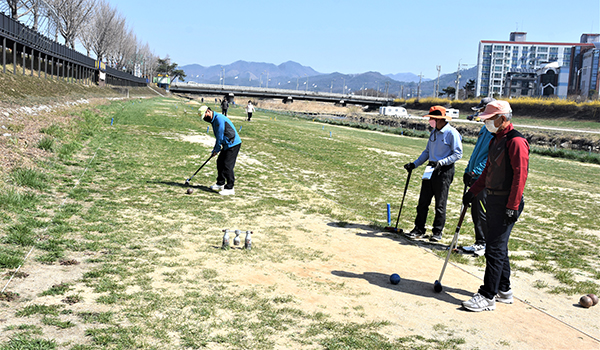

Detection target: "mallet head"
[433, 280, 443, 293]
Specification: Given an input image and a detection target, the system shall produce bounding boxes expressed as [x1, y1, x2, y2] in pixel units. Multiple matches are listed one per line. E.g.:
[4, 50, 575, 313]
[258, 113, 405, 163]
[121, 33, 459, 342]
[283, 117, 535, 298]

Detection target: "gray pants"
[470, 189, 488, 245]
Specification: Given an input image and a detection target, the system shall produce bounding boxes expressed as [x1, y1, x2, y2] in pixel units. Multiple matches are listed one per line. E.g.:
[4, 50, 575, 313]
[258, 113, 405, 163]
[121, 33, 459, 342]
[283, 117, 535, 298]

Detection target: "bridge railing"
[171, 82, 391, 103]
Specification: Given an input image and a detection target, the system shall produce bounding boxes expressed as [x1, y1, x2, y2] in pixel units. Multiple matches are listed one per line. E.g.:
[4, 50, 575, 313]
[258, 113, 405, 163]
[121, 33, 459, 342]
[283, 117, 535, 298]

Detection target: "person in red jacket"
[461, 100, 529, 312]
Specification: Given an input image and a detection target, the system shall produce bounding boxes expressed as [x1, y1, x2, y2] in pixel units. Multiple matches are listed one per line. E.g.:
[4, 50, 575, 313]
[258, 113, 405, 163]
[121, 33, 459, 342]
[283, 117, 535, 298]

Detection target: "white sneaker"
[496, 289, 514, 304]
[473, 244, 486, 256]
[462, 244, 476, 252]
[462, 293, 496, 312]
[219, 188, 235, 196]
[210, 184, 225, 192]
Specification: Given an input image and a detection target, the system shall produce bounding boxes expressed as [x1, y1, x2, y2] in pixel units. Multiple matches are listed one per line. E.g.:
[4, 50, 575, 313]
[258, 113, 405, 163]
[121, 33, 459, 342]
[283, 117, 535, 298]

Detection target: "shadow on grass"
[331, 270, 472, 307]
[148, 180, 214, 193]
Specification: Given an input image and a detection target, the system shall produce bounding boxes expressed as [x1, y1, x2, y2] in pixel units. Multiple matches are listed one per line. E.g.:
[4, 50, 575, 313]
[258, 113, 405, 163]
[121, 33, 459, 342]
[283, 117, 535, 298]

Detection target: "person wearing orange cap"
[403, 106, 463, 242]
[461, 100, 529, 312]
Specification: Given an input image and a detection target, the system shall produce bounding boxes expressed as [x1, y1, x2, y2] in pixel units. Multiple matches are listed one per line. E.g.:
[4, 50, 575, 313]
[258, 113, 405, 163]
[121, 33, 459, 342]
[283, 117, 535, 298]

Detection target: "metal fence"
[0, 11, 146, 86]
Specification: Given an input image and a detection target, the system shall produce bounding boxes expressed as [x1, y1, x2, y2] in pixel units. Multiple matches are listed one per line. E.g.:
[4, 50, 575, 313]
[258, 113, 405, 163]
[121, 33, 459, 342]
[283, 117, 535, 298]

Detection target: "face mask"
[203, 115, 211, 123]
[429, 119, 437, 128]
[485, 119, 499, 133]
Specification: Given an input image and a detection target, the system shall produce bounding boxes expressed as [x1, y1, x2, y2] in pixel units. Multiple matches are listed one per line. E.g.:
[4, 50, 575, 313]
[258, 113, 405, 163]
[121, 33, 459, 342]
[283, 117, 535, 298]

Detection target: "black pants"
[478, 194, 524, 299]
[414, 164, 454, 235]
[216, 144, 240, 189]
[247, 112, 252, 121]
[222, 108, 228, 116]
[470, 189, 488, 245]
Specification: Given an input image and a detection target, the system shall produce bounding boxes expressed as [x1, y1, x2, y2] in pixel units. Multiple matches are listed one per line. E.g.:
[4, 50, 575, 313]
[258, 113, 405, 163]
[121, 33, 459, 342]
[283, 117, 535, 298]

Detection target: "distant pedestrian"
[461, 100, 529, 312]
[461, 97, 495, 256]
[221, 96, 229, 116]
[246, 101, 255, 121]
[198, 105, 242, 196]
[403, 106, 463, 242]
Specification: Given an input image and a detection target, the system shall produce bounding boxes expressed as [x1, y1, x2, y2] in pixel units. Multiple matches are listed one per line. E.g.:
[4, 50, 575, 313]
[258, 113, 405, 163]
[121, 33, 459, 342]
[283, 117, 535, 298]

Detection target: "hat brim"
[425, 114, 450, 120]
[477, 111, 497, 120]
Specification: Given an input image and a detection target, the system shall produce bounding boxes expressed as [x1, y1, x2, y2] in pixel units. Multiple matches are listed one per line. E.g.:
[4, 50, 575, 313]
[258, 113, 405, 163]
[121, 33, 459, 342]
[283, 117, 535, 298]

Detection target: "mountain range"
[180, 60, 477, 98]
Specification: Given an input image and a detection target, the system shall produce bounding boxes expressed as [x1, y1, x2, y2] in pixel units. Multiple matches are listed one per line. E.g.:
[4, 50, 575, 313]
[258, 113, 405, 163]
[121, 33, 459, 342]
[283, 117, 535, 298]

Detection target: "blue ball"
[390, 273, 401, 285]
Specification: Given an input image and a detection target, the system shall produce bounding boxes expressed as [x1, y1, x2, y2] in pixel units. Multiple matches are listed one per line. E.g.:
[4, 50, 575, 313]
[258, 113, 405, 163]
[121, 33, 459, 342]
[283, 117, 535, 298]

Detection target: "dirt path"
[235, 211, 599, 349]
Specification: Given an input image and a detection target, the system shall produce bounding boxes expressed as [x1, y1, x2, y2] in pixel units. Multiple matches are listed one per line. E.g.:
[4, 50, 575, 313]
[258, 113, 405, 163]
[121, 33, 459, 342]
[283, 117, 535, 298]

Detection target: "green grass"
[1, 96, 598, 349]
[37, 136, 55, 152]
[10, 168, 49, 190]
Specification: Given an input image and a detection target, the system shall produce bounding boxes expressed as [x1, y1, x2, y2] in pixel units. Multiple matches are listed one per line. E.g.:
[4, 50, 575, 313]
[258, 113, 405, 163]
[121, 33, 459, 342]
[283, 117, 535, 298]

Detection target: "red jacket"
[469, 123, 529, 210]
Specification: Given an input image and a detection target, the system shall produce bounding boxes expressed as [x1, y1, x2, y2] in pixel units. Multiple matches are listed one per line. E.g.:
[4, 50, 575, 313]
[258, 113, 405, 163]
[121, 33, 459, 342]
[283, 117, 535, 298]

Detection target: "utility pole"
[417, 72, 424, 100]
[454, 60, 471, 100]
[454, 61, 461, 100]
[221, 66, 225, 88]
[305, 75, 308, 92]
[385, 81, 390, 99]
[435, 65, 441, 98]
[266, 71, 269, 89]
[296, 77, 299, 90]
[401, 85, 404, 99]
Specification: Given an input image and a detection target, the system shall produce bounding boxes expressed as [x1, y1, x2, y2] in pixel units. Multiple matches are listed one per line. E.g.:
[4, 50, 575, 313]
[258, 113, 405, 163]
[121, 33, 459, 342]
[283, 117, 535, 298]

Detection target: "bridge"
[169, 82, 396, 109]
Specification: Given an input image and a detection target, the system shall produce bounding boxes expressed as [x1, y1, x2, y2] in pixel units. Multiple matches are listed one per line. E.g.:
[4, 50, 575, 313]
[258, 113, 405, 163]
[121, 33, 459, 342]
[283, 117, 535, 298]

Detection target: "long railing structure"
[0, 12, 146, 87]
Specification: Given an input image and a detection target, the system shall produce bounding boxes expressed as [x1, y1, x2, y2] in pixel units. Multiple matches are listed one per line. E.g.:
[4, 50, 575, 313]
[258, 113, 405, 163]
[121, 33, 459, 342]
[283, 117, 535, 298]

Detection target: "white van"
[379, 106, 408, 117]
[445, 108, 460, 119]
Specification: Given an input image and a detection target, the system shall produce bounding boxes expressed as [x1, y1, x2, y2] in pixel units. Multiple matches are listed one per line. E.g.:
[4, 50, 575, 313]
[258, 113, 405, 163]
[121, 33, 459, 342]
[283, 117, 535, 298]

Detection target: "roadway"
[169, 82, 395, 109]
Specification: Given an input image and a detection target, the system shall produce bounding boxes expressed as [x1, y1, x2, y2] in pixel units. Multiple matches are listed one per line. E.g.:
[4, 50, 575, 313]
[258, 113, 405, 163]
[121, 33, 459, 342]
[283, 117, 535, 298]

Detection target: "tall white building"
[475, 32, 594, 97]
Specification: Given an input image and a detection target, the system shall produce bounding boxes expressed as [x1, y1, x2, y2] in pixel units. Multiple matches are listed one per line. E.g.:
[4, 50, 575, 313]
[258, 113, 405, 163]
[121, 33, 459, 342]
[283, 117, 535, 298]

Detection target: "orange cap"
[425, 106, 449, 120]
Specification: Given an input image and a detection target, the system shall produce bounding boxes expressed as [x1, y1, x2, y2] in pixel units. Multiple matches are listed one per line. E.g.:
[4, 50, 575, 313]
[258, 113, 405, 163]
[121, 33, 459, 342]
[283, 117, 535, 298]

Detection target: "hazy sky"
[111, 0, 599, 79]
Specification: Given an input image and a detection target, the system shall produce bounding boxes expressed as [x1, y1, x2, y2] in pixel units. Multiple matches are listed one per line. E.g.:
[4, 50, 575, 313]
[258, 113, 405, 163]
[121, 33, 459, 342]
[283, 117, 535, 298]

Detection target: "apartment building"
[475, 32, 596, 98]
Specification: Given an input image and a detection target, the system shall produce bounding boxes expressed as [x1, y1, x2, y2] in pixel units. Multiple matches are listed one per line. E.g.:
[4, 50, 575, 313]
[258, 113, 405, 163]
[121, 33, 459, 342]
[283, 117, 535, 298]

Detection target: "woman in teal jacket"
[199, 105, 241, 196]
[462, 98, 495, 254]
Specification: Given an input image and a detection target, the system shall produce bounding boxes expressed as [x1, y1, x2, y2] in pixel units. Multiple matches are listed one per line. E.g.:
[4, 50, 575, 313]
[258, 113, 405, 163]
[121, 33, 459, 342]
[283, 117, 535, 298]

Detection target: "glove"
[463, 172, 474, 187]
[462, 191, 474, 207]
[504, 209, 519, 225]
[403, 162, 415, 171]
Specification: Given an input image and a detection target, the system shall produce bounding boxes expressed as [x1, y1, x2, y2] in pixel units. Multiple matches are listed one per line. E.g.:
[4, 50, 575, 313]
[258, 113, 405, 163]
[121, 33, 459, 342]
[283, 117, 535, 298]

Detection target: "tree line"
[1, 0, 167, 80]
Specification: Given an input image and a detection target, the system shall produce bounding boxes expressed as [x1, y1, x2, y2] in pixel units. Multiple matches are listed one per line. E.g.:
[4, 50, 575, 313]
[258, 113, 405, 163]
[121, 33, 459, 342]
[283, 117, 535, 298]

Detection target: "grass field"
[1, 97, 599, 349]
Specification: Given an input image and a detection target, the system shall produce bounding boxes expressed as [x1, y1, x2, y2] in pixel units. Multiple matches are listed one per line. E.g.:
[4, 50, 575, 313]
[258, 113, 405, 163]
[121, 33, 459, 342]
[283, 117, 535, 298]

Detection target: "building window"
[493, 80, 502, 85]
[494, 66, 503, 71]
[538, 47, 548, 52]
[564, 47, 571, 54]
[494, 45, 504, 50]
[494, 73, 502, 78]
[493, 87, 500, 92]
[484, 45, 492, 51]
[493, 52, 504, 58]
[550, 47, 558, 53]
[538, 54, 548, 59]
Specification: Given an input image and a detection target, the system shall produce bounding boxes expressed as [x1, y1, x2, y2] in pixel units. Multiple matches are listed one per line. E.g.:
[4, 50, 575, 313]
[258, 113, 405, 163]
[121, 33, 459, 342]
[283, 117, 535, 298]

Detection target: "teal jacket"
[211, 112, 241, 153]
[465, 125, 493, 178]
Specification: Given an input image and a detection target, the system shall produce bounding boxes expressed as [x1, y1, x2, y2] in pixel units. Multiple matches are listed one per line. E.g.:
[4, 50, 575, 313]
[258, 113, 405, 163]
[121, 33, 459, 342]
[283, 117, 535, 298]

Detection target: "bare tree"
[110, 23, 136, 71]
[46, 0, 95, 49]
[5, 0, 31, 19]
[89, 0, 123, 62]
